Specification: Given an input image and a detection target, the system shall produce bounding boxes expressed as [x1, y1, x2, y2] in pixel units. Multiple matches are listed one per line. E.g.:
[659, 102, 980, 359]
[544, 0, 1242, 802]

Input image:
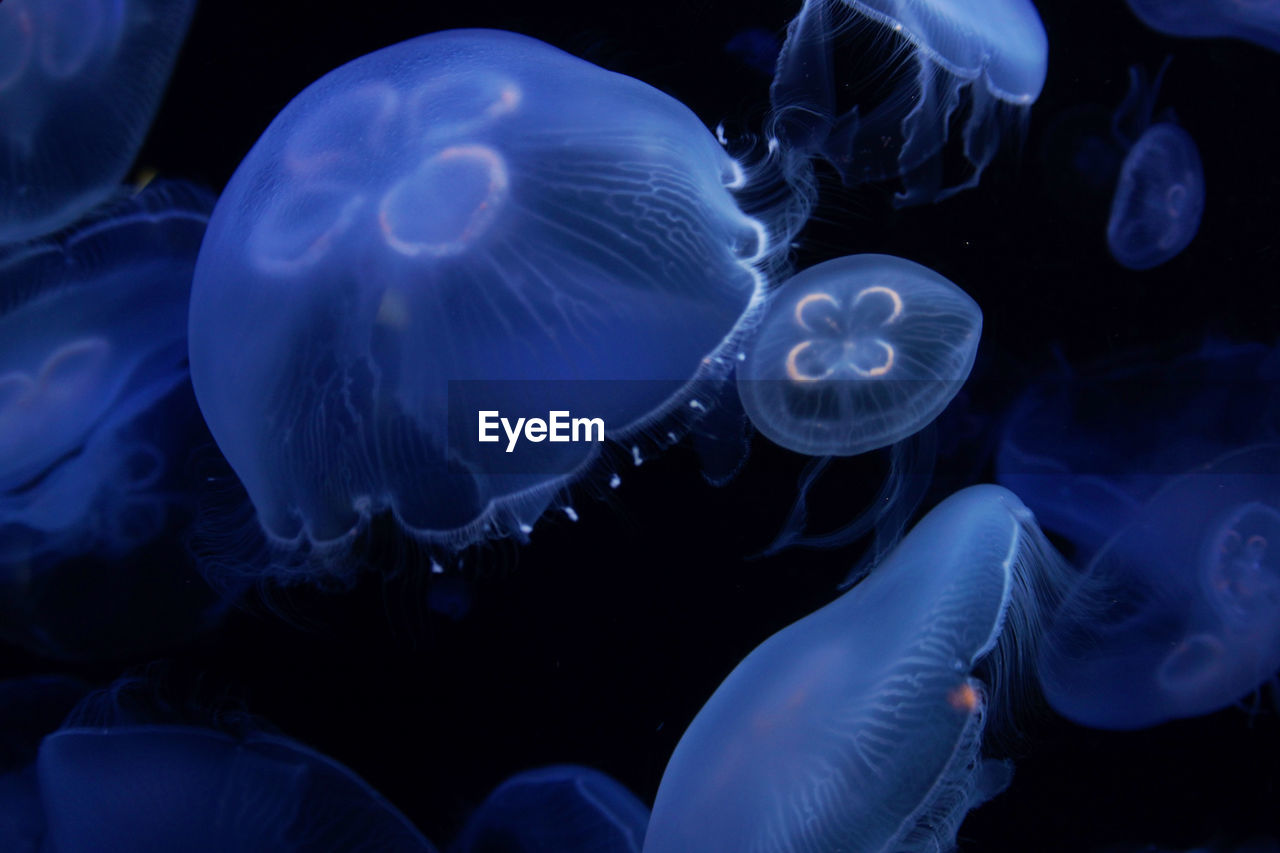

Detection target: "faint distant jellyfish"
[738, 254, 981, 456]
[770, 0, 1048, 204]
[0, 181, 231, 661]
[1103, 63, 1205, 270]
[1038, 444, 1280, 731]
[1126, 0, 1280, 54]
[35, 679, 437, 852]
[643, 484, 1070, 852]
[452, 765, 649, 853]
[189, 29, 773, 573]
[0, 0, 197, 244]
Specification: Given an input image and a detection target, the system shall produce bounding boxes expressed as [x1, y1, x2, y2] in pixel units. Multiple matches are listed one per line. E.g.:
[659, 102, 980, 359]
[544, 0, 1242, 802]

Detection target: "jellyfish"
[997, 338, 1280, 563]
[0, 180, 232, 660]
[769, 0, 1048, 204]
[1125, 0, 1280, 54]
[188, 28, 775, 575]
[451, 765, 649, 853]
[34, 678, 437, 852]
[1037, 444, 1280, 731]
[643, 484, 1072, 852]
[0, 0, 197, 244]
[738, 254, 981, 457]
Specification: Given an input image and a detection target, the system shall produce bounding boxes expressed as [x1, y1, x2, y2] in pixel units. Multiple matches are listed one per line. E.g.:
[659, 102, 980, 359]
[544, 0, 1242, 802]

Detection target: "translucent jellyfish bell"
[643, 484, 1068, 853]
[0, 0, 196, 244]
[1126, 0, 1280, 54]
[452, 765, 649, 853]
[1038, 444, 1280, 731]
[737, 253, 981, 456]
[771, 0, 1048, 204]
[189, 29, 771, 572]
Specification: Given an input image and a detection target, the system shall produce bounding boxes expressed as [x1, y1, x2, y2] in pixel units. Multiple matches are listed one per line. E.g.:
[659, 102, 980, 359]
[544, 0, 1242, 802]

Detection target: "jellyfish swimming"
[451, 765, 649, 853]
[1037, 443, 1280, 731]
[34, 677, 437, 852]
[769, 0, 1048, 204]
[996, 338, 1280, 563]
[0, 180, 231, 661]
[643, 484, 1071, 852]
[0, 0, 197, 244]
[738, 253, 981, 457]
[188, 28, 774, 573]
[1103, 65, 1204, 271]
[1125, 0, 1280, 54]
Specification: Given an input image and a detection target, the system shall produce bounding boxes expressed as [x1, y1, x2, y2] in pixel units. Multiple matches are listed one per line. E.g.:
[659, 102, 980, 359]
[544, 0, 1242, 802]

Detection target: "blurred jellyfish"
[0, 675, 89, 853]
[451, 765, 649, 853]
[770, 0, 1048, 204]
[0, 181, 232, 660]
[738, 254, 981, 457]
[997, 338, 1280, 563]
[643, 484, 1072, 852]
[34, 677, 437, 852]
[1125, 0, 1280, 54]
[1038, 444, 1280, 731]
[189, 29, 776, 576]
[1103, 64, 1204, 270]
[0, 0, 197, 244]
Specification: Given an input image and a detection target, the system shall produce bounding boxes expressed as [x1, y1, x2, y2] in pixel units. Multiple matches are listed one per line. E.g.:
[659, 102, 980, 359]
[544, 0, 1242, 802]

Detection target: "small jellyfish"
[1038, 444, 1280, 731]
[770, 0, 1048, 204]
[451, 765, 649, 853]
[1125, 0, 1280, 54]
[737, 254, 981, 457]
[1103, 64, 1205, 270]
[0, 181, 232, 661]
[189, 29, 774, 574]
[0, 0, 197, 244]
[643, 484, 1070, 852]
[35, 678, 438, 852]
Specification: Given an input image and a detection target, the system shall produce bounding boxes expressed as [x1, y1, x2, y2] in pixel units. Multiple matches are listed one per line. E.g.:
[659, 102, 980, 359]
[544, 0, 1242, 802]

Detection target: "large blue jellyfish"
[1104, 66, 1204, 271]
[643, 484, 1069, 852]
[738, 254, 981, 457]
[1038, 444, 1280, 731]
[0, 181, 231, 660]
[188, 28, 773, 570]
[1125, 0, 1280, 54]
[34, 678, 437, 852]
[770, 0, 1048, 204]
[0, 0, 197, 244]
[451, 765, 649, 853]
[997, 338, 1280, 563]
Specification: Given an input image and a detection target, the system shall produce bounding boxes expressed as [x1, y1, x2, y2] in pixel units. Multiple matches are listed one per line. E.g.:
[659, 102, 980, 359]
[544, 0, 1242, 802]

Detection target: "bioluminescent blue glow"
[1126, 0, 1280, 54]
[642, 484, 1070, 853]
[0, 0, 196, 244]
[451, 765, 649, 853]
[189, 28, 773, 571]
[738, 253, 981, 456]
[770, 0, 1048, 204]
[1038, 444, 1280, 731]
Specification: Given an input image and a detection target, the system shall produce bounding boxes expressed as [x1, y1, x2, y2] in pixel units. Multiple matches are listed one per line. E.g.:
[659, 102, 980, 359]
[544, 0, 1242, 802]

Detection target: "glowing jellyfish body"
[1126, 0, 1280, 53]
[34, 680, 437, 853]
[451, 765, 649, 853]
[737, 254, 981, 456]
[1107, 122, 1204, 270]
[0, 181, 228, 661]
[189, 29, 769, 566]
[0, 0, 196, 244]
[1038, 444, 1280, 731]
[770, 0, 1048, 204]
[643, 484, 1068, 853]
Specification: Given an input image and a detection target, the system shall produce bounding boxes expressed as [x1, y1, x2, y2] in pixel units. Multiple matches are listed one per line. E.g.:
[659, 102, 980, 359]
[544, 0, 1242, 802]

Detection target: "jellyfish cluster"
[1, 0, 1277, 850]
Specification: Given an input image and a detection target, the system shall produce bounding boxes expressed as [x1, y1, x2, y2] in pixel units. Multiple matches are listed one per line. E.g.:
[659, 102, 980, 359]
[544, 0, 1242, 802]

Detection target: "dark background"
[6, 0, 1280, 849]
